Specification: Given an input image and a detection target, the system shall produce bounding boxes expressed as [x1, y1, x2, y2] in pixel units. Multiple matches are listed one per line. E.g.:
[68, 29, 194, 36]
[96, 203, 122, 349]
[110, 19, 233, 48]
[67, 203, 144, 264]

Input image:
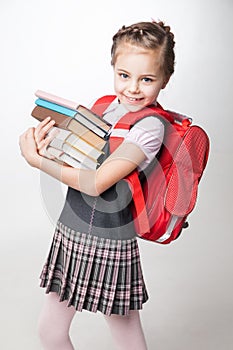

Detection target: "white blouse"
[103, 102, 164, 170]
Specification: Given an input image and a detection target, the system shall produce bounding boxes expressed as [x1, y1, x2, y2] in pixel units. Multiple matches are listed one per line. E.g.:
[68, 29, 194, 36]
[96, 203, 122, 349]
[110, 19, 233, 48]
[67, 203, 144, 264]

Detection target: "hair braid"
[111, 20, 175, 80]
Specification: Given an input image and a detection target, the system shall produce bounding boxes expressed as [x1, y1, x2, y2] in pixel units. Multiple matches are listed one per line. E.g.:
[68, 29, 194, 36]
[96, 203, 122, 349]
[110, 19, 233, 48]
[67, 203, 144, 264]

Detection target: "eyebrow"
[116, 68, 158, 78]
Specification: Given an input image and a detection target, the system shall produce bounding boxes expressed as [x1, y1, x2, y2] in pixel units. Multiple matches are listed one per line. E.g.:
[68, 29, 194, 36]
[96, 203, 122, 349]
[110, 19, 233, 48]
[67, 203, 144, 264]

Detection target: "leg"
[104, 310, 148, 350]
[38, 292, 76, 350]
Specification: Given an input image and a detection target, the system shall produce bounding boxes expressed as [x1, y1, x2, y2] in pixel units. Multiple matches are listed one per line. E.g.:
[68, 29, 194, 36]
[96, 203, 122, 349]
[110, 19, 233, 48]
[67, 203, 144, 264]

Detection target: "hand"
[34, 117, 58, 159]
[19, 127, 42, 168]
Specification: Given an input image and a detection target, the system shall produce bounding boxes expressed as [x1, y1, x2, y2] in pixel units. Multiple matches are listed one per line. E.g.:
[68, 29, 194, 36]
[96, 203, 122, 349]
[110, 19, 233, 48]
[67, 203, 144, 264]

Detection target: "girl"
[19, 20, 175, 350]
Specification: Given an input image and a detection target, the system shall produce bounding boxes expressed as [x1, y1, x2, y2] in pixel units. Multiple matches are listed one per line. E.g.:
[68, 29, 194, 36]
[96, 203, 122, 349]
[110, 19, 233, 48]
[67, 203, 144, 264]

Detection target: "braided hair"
[111, 21, 175, 80]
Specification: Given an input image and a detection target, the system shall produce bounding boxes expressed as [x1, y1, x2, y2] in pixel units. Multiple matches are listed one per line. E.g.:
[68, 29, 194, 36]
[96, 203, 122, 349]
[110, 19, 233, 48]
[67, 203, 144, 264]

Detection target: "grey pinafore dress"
[40, 117, 149, 316]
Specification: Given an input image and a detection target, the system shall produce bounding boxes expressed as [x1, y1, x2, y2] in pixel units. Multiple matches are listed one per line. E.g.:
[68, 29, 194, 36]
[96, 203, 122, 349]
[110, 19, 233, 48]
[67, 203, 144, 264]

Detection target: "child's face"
[113, 44, 167, 112]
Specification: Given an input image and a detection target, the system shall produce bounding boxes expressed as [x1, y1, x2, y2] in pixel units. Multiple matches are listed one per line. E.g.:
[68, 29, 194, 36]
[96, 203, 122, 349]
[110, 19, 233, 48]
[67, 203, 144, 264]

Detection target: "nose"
[128, 79, 140, 94]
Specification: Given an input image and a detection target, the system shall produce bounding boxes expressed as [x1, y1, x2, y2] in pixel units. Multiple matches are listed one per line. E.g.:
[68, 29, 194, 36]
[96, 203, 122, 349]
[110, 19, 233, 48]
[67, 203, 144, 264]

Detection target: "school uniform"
[40, 100, 164, 316]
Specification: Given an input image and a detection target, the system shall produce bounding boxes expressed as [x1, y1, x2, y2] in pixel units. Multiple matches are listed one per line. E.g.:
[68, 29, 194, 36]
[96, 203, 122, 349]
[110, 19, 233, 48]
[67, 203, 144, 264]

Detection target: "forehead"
[114, 43, 163, 72]
[115, 42, 156, 56]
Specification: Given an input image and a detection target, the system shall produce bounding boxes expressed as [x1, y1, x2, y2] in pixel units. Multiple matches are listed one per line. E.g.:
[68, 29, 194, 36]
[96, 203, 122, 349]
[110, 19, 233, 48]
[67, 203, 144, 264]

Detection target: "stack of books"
[31, 90, 112, 169]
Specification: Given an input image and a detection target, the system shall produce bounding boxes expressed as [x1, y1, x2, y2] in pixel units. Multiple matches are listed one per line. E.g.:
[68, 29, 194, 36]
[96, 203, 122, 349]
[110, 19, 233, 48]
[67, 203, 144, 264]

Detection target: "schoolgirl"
[19, 20, 175, 350]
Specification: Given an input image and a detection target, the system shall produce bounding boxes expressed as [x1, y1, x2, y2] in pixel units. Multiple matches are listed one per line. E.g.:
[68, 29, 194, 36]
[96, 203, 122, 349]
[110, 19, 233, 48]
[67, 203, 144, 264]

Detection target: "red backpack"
[92, 95, 210, 244]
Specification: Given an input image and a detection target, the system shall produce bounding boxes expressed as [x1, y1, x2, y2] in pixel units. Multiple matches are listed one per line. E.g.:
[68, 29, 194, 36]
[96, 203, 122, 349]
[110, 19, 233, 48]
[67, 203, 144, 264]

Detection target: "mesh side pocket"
[165, 126, 209, 216]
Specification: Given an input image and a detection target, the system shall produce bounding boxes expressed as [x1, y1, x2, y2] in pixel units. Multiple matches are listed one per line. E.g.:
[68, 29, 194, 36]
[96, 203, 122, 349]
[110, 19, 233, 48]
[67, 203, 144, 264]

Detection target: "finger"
[37, 116, 52, 129]
[35, 120, 56, 143]
[41, 120, 56, 138]
[35, 117, 53, 137]
[37, 136, 51, 151]
[36, 119, 55, 134]
[36, 130, 59, 151]
[46, 127, 60, 140]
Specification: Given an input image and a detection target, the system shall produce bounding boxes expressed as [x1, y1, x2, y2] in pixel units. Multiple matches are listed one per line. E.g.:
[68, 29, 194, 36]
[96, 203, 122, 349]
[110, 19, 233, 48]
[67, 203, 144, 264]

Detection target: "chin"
[123, 103, 145, 112]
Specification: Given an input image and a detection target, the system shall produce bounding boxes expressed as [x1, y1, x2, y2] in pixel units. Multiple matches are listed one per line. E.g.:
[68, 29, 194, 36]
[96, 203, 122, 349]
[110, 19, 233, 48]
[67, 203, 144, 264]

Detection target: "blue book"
[35, 98, 111, 139]
[35, 98, 77, 117]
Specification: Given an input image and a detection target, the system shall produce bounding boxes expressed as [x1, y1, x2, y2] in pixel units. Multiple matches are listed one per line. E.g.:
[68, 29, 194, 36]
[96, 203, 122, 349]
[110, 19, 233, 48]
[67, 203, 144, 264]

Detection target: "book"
[47, 146, 89, 169]
[64, 132, 104, 159]
[48, 127, 104, 162]
[31, 106, 107, 150]
[61, 143, 98, 170]
[35, 90, 112, 132]
[35, 98, 77, 117]
[35, 89, 80, 110]
[75, 105, 111, 132]
[35, 98, 111, 139]
[31, 91, 112, 169]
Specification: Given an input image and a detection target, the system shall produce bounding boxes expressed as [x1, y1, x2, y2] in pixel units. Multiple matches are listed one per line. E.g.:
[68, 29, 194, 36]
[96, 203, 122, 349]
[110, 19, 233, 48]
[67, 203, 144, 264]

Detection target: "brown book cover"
[31, 106, 71, 128]
[31, 106, 106, 150]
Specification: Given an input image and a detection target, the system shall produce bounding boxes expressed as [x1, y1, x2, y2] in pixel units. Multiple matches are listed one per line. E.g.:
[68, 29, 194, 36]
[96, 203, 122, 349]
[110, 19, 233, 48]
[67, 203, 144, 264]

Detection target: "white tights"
[38, 292, 148, 350]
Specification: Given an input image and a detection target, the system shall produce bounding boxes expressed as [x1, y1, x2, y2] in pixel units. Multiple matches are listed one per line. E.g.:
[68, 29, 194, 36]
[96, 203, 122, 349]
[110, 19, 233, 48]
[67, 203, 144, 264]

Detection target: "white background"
[0, 0, 233, 349]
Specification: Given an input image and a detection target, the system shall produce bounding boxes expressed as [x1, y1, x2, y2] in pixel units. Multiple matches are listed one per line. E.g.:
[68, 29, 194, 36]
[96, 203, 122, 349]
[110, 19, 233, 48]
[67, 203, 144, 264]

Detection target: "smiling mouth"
[125, 96, 144, 102]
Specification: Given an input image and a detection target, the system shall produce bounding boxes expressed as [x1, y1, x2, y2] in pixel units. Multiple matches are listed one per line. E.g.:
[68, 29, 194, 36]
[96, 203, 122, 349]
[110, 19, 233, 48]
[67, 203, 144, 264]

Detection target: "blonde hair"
[111, 21, 175, 80]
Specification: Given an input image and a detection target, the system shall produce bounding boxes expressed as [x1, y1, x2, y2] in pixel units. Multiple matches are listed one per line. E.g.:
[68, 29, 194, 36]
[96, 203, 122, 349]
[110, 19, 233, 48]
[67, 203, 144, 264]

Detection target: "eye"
[142, 77, 153, 83]
[119, 73, 129, 79]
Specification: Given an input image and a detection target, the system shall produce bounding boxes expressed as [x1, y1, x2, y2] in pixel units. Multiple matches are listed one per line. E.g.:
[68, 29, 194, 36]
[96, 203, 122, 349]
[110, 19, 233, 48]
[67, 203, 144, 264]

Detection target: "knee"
[104, 310, 143, 335]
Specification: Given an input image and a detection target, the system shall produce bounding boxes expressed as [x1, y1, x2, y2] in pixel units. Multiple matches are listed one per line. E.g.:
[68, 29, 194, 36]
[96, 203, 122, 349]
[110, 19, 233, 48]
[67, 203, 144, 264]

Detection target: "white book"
[62, 143, 98, 170]
[66, 133, 103, 159]
[48, 127, 103, 161]
[47, 146, 89, 169]
[60, 153, 89, 169]
[47, 146, 63, 159]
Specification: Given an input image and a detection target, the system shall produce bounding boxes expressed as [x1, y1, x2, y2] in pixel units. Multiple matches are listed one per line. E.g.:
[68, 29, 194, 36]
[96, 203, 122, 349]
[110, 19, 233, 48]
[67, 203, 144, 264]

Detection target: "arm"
[19, 122, 146, 196]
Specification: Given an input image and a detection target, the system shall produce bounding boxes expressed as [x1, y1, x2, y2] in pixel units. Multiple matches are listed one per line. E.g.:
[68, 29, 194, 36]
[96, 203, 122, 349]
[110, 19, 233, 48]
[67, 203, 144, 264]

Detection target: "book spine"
[35, 90, 80, 110]
[73, 113, 106, 138]
[66, 134, 104, 158]
[71, 134, 105, 153]
[66, 119, 106, 150]
[65, 140, 99, 163]
[77, 105, 112, 130]
[47, 146, 64, 158]
[48, 133, 102, 161]
[74, 111, 110, 138]
[49, 138, 64, 150]
[47, 146, 88, 169]
[60, 153, 88, 169]
[74, 113, 112, 139]
[62, 143, 98, 170]
[35, 98, 77, 117]
[47, 126, 71, 140]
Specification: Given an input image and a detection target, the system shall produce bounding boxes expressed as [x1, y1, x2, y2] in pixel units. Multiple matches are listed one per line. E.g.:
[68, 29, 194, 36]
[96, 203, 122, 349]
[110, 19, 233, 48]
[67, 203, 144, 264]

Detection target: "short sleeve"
[123, 116, 164, 170]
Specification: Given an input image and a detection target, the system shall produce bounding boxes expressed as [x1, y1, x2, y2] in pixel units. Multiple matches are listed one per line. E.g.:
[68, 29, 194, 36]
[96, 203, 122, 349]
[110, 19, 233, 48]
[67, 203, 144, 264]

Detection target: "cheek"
[144, 86, 160, 98]
[151, 84, 163, 97]
[113, 76, 118, 92]
[114, 78, 125, 93]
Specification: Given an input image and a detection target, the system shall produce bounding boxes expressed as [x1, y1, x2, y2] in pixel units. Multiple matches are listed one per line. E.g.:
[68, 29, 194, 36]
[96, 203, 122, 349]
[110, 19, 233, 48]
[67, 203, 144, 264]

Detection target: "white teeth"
[125, 96, 142, 102]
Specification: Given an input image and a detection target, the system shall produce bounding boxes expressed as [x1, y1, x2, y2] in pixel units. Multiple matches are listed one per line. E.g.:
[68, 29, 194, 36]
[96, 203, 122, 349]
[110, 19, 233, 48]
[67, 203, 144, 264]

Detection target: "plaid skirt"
[40, 221, 149, 316]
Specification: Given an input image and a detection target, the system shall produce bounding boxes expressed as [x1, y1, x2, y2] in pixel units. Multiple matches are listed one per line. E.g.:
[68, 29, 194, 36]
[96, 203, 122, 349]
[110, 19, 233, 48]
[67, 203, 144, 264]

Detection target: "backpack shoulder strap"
[91, 95, 117, 115]
[109, 104, 171, 153]
[110, 104, 170, 234]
